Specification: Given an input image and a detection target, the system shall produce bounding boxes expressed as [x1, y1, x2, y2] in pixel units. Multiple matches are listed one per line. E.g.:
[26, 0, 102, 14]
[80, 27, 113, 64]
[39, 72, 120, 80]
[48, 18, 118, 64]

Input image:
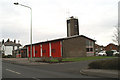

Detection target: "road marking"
[32, 77, 40, 80]
[6, 69, 21, 74]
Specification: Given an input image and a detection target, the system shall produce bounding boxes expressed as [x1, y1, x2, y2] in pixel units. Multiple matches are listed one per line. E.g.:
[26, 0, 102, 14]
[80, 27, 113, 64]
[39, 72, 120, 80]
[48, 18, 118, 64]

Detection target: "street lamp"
[14, 2, 32, 61]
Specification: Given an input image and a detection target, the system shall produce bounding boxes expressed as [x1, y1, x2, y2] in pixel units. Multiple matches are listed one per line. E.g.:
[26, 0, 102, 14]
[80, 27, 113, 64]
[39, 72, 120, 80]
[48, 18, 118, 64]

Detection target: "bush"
[88, 58, 120, 70]
[106, 51, 113, 56]
[88, 60, 105, 69]
[41, 56, 51, 62]
[115, 53, 120, 57]
[57, 57, 62, 62]
[2, 55, 13, 58]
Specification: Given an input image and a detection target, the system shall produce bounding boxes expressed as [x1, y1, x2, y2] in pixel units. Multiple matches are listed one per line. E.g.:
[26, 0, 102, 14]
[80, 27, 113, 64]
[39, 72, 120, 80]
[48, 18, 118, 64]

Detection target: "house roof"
[4, 41, 21, 46]
[105, 43, 118, 47]
[25, 35, 96, 46]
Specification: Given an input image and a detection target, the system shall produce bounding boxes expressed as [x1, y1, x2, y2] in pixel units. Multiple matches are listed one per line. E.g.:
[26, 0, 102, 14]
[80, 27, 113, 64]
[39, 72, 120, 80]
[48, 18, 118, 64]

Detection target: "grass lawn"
[50, 56, 116, 62]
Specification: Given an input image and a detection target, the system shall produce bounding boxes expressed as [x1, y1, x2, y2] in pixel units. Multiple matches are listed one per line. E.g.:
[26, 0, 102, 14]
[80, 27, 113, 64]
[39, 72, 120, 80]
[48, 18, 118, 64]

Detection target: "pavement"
[80, 69, 119, 78]
[2, 58, 120, 78]
[2, 58, 49, 65]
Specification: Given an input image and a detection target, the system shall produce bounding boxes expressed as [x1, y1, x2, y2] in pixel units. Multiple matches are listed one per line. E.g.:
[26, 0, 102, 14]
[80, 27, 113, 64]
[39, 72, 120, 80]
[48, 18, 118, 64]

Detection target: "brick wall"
[62, 37, 86, 58]
[105, 43, 118, 51]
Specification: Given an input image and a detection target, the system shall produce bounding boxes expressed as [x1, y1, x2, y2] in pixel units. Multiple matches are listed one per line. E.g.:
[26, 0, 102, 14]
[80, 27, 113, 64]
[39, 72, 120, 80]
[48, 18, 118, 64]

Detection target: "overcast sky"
[0, 0, 119, 46]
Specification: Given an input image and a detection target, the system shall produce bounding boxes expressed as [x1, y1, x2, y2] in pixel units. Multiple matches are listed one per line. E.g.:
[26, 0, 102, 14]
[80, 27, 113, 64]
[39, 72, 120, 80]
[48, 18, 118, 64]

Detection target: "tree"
[113, 25, 120, 53]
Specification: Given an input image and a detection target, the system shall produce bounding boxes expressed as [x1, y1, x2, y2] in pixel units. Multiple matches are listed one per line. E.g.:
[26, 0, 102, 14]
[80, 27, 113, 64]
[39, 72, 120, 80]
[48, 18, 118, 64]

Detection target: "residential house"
[95, 44, 105, 52]
[13, 47, 27, 58]
[2, 39, 22, 56]
[105, 43, 118, 51]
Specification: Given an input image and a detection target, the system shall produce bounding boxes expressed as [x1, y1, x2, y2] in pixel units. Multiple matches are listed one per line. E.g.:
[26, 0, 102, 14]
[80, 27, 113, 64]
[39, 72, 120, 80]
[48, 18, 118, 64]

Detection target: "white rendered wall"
[4, 46, 13, 55]
[14, 46, 17, 50]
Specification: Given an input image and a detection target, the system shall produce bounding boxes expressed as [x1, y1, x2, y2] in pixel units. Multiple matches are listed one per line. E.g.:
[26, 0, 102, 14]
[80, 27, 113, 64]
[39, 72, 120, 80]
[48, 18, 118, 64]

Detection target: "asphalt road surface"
[2, 60, 98, 78]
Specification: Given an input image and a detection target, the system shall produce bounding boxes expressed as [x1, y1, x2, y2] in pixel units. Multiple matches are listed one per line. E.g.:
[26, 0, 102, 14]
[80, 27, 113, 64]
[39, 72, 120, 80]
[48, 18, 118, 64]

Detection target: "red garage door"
[42, 43, 50, 57]
[28, 46, 34, 58]
[34, 45, 41, 57]
[51, 41, 62, 57]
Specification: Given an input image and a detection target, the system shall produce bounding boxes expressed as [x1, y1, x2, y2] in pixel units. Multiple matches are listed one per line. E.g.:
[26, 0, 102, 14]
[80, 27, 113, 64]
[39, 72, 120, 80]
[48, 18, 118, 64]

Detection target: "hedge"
[88, 58, 120, 70]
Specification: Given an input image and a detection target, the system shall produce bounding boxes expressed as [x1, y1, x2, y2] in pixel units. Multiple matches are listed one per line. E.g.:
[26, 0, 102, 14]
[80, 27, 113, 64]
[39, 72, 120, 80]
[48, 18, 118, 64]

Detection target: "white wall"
[5, 46, 13, 55]
[1, 45, 4, 51]
[14, 46, 17, 50]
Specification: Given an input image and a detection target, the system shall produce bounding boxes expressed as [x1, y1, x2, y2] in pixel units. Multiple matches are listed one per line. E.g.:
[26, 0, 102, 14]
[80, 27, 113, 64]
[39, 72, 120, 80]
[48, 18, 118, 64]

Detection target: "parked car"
[98, 51, 107, 56]
[111, 50, 119, 55]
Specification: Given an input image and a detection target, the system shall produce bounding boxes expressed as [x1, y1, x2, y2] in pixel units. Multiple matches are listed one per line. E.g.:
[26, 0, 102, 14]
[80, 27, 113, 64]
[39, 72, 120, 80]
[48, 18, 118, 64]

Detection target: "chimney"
[14, 40, 16, 43]
[18, 40, 20, 43]
[7, 38, 10, 42]
[2, 39, 4, 44]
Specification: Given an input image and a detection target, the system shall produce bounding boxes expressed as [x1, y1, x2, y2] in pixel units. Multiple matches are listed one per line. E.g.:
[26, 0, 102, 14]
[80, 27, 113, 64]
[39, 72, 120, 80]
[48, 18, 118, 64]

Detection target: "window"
[90, 48, 93, 52]
[86, 48, 93, 52]
[110, 46, 112, 49]
[86, 48, 89, 52]
[89, 41, 92, 46]
[86, 40, 94, 46]
[86, 39, 94, 53]
[86, 40, 89, 46]
[68, 23, 71, 36]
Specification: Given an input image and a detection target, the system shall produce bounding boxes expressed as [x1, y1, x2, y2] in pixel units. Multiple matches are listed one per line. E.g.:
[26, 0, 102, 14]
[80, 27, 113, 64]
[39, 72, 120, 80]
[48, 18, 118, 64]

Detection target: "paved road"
[2, 60, 98, 78]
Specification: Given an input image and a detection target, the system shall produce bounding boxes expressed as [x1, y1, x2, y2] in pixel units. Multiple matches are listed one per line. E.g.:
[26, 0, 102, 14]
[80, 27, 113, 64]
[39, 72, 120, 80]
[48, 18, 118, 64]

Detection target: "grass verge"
[50, 56, 116, 63]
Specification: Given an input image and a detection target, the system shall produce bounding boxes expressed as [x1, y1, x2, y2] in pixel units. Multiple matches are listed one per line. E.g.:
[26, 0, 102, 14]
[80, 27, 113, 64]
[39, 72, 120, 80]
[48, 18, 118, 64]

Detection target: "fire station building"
[25, 16, 96, 58]
[25, 35, 95, 58]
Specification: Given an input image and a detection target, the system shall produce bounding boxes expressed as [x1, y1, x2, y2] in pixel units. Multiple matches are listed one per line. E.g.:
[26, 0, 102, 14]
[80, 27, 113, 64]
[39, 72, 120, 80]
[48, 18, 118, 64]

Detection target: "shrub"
[106, 51, 113, 56]
[41, 56, 51, 62]
[88, 60, 105, 69]
[115, 53, 120, 57]
[2, 55, 13, 58]
[88, 58, 120, 70]
[57, 57, 62, 62]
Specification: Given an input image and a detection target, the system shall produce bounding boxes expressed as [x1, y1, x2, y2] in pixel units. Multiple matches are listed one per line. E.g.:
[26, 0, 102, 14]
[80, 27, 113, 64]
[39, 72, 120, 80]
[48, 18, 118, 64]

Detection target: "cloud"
[0, 0, 119, 46]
